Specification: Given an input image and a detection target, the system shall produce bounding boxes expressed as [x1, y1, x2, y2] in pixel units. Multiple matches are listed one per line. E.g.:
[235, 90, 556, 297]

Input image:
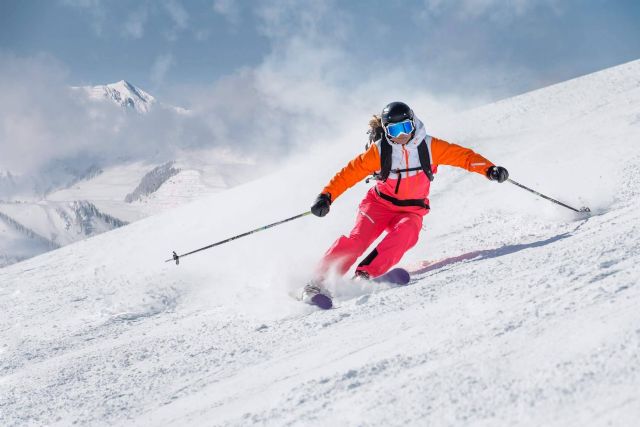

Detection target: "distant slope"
[0, 157, 260, 267]
[1, 60, 639, 426]
[0, 211, 58, 267]
[124, 162, 181, 203]
[0, 201, 126, 266]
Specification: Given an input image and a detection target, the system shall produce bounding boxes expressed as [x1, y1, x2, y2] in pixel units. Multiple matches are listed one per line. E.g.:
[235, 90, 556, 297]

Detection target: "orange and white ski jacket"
[322, 117, 494, 209]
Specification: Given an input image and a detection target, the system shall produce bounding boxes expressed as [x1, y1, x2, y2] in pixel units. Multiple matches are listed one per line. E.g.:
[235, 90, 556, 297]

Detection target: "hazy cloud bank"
[5, 0, 587, 197]
[0, 2, 472, 197]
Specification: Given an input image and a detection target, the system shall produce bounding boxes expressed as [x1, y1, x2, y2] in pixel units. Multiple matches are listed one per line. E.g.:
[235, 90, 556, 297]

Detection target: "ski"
[308, 293, 333, 310]
[295, 268, 410, 310]
[372, 268, 411, 286]
[299, 283, 333, 310]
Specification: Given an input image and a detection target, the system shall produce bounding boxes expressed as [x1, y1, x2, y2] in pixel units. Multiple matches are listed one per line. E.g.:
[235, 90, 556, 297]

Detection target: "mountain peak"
[109, 80, 145, 97]
[77, 80, 156, 114]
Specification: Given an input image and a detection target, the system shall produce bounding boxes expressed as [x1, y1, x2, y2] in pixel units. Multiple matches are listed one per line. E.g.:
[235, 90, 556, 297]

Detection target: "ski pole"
[165, 211, 312, 265]
[507, 179, 590, 213]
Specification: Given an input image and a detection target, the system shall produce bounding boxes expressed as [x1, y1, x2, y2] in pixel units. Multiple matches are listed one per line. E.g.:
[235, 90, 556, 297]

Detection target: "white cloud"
[60, 0, 101, 9]
[194, 29, 211, 41]
[123, 7, 149, 39]
[0, 53, 113, 175]
[151, 54, 175, 86]
[180, 0, 466, 164]
[212, 0, 241, 24]
[160, 0, 189, 41]
[60, 0, 107, 36]
[422, 0, 563, 22]
[163, 0, 189, 29]
[62, 0, 192, 41]
[0, 53, 207, 186]
[255, 1, 343, 41]
[1, 1, 486, 194]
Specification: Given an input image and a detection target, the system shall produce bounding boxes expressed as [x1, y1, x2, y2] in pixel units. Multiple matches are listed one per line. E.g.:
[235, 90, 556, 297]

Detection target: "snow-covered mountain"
[74, 79, 189, 114]
[0, 82, 256, 267]
[0, 156, 258, 267]
[76, 80, 156, 113]
[1, 60, 640, 425]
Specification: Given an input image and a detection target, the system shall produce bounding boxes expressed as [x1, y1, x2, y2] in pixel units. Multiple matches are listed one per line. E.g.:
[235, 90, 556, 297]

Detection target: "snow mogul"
[303, 101, 509, 308]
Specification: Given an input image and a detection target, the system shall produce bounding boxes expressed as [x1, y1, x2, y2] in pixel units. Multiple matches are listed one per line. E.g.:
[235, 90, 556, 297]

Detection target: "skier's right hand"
[311, 193, 332, 217]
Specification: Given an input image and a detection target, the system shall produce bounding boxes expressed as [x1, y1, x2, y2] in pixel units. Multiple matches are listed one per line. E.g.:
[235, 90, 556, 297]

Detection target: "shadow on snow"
[410, 220, 588, 278]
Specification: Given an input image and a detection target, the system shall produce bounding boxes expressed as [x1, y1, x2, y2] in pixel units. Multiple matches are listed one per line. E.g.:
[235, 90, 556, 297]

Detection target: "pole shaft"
[166, 211, 312, 263]
[507, 179, 581, 212]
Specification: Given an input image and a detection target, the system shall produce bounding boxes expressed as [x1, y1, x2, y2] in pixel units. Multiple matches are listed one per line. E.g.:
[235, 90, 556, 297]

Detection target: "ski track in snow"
[2, 61, 640, 426]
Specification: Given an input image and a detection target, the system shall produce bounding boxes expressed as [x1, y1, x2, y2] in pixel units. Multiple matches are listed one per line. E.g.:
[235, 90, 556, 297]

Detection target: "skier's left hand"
[487, 166, 509, 183]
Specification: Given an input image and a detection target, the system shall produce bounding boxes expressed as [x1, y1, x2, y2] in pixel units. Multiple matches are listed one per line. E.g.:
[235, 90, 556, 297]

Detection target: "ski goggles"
[384, 119, 415, 138]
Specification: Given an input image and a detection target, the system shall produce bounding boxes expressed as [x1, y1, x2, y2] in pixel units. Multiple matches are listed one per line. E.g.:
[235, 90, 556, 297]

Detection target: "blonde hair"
[369, 114, 382, 130]
[366, 114, 384, 148]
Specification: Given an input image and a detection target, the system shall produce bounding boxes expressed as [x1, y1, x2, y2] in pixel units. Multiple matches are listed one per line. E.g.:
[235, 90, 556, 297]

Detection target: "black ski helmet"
[381, 101, 414, 125]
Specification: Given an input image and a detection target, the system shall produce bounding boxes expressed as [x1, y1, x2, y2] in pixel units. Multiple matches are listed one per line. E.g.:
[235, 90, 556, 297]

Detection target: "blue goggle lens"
[385, 120, 414, 138]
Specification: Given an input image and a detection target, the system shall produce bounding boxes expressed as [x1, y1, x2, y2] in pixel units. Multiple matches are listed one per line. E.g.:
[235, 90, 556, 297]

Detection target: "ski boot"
[301, 281, 333, 309]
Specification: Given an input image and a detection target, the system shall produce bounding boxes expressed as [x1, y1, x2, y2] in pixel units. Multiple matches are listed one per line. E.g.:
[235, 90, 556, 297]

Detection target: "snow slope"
[0, 201, 125, 268]
[0, 210, 57, 267]
[1, 60, 640, 426]
[0, 154, 260, 267]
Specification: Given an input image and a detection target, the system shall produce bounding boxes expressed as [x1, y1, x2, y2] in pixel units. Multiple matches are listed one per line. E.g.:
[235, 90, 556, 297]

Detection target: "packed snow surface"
[2, 60, 640, 426]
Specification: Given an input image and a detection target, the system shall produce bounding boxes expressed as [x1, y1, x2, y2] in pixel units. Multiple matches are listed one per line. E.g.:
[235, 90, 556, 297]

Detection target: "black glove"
[311, 193, 332, 217]
[486, 166, 509, 183]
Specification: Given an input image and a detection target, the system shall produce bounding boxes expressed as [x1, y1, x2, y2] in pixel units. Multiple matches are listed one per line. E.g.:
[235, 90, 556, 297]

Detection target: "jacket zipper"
[402, 145, 410, 194]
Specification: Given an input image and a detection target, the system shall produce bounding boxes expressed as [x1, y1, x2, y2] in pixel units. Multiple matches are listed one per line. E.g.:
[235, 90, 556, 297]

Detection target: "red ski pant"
[318, 188, 425, 278]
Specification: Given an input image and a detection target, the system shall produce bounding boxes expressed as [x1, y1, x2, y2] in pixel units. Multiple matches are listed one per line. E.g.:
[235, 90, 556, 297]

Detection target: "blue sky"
[2, 0, 640, 104]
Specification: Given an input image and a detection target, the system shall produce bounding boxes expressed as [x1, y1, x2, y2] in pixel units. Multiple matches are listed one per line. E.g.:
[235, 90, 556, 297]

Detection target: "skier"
[302, 101, 509, 307]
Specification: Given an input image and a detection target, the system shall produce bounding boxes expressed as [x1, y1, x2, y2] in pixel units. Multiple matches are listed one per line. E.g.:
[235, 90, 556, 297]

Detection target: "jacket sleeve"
[430, 137, 495, 176]
[322, 144, 381, 201]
